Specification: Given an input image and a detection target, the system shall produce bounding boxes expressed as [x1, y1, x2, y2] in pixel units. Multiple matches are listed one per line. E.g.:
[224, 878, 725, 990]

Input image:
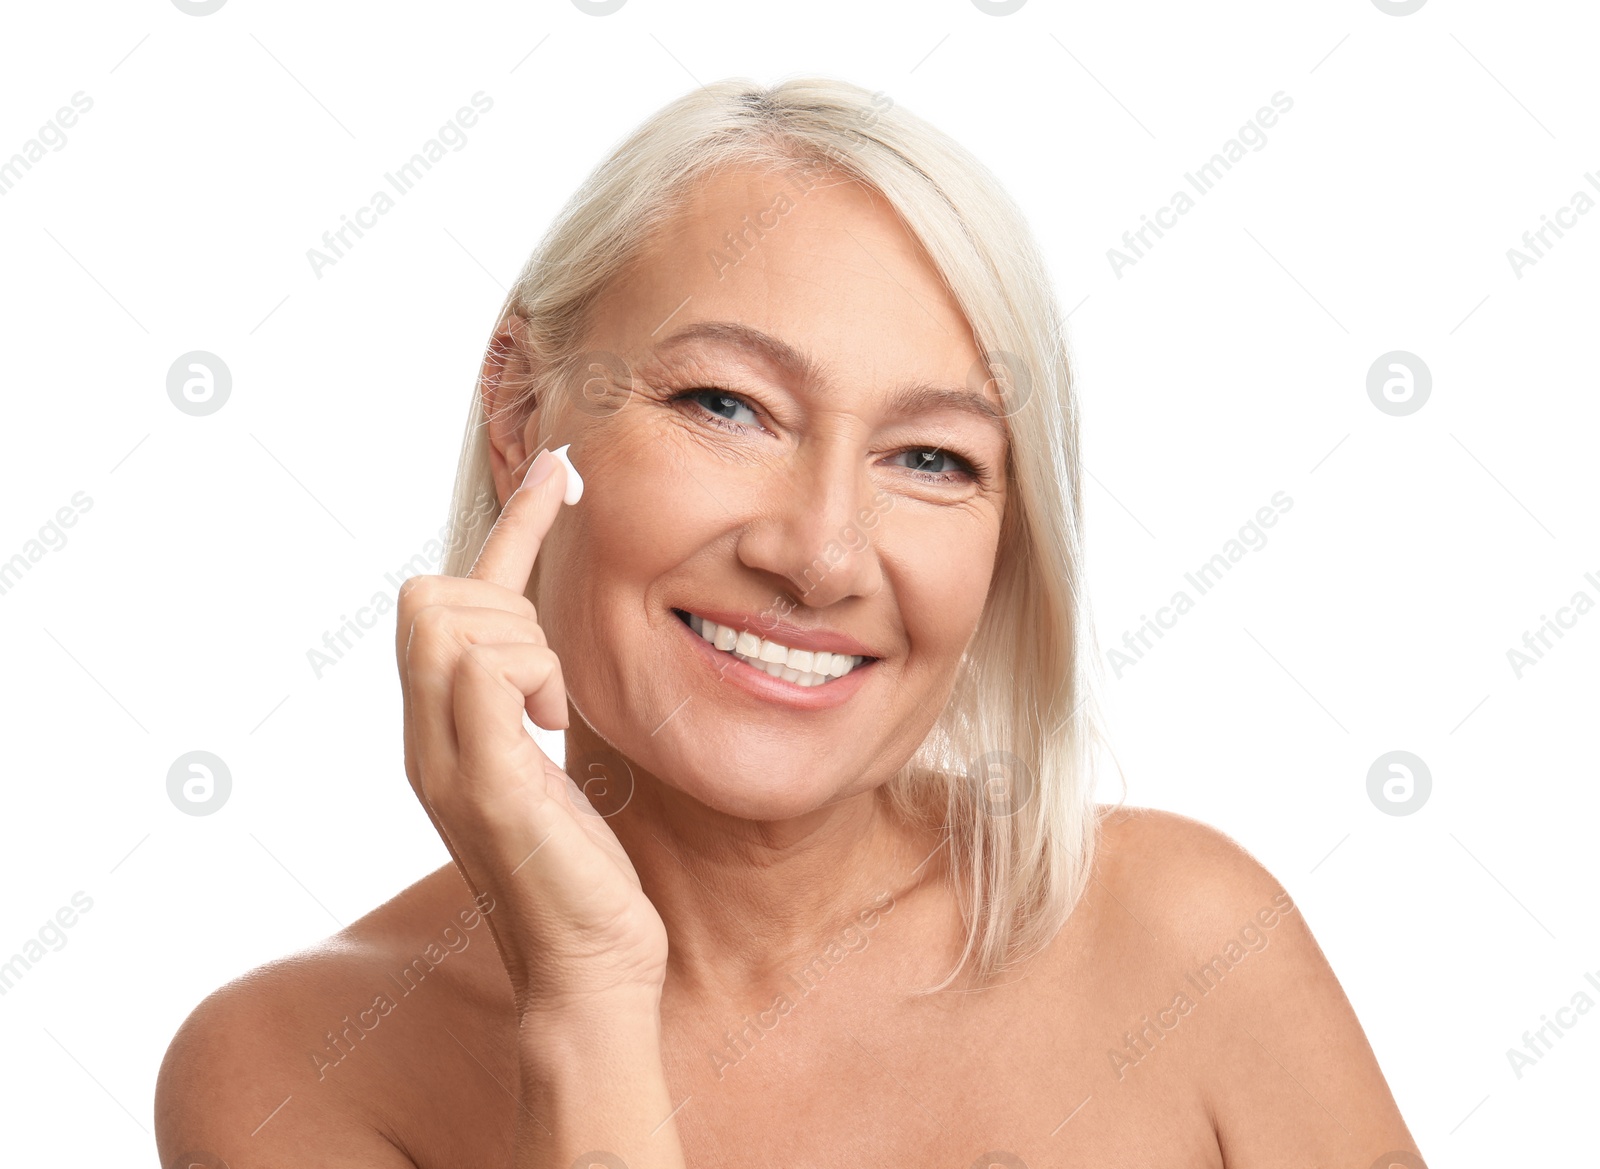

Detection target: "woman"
[156, 77, 1422, 1168]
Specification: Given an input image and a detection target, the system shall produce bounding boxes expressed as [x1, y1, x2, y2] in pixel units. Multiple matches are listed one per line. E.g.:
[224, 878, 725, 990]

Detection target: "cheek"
[560, 426, 684, 552]
[536, 430, 709, 625]
[879, 511, 1000, 655]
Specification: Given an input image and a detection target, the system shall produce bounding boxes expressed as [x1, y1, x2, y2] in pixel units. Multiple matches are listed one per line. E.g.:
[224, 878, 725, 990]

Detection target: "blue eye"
[673, 388, 761, 429]
[891, 447, 980, 483]
[670, 387, 987, 486]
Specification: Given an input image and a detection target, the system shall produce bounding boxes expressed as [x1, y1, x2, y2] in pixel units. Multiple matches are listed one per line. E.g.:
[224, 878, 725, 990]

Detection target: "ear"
[480, 313, 545, 508]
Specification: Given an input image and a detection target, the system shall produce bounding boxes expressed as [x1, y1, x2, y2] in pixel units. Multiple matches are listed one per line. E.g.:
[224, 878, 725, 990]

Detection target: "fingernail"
[523, 449, 555, 488]
[552, 444, 584, 506]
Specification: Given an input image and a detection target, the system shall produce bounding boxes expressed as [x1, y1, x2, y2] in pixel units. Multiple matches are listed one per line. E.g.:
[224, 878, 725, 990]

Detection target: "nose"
[734, 445, 884, 610]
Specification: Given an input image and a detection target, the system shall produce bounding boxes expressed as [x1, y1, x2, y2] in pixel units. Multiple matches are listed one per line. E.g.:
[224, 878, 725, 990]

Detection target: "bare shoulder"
[155, 865, 503, 1169]
[1093, 804, 1275, 907]
[1088, 805, 1425, 1168]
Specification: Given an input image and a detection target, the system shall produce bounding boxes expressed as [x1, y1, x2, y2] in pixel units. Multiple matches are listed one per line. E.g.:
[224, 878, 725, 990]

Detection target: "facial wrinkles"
[543, 168, 1002, 817]
[644, 353, 1001, 508]
[645, 377, 997, 668]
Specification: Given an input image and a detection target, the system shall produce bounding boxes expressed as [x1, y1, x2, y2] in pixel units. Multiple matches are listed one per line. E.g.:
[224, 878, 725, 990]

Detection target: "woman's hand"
[395, 448, 669, 1018]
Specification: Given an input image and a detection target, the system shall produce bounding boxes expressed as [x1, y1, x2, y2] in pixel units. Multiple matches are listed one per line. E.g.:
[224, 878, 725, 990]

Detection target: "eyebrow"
[652, 320, 1009, 435]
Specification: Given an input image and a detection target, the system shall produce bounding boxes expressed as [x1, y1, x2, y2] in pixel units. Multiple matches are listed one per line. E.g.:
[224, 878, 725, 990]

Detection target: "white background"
[1, 0, 1594, 1163]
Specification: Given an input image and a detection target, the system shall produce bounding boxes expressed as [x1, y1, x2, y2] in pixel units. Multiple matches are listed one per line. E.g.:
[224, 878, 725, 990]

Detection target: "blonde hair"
[440, 75, 1112, 992]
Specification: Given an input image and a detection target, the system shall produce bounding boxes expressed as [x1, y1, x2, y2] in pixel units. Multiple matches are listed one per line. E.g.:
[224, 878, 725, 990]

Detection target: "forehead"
[588, 162, 997, 415]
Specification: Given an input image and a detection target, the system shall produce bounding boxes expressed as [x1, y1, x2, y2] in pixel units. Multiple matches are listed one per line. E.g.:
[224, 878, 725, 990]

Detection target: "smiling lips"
[674, 608, 869, 687]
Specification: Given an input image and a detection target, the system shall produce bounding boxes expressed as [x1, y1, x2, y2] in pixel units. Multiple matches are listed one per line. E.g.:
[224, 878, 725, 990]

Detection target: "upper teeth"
[685, 612, 867, 687]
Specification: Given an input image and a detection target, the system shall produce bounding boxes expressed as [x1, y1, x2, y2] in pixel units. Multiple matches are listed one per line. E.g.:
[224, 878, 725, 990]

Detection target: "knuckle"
[456, 643, 523, 696]
[456, 641, 495, 676]
[407, 604, 456, 667]
[396, 574, 433, 608]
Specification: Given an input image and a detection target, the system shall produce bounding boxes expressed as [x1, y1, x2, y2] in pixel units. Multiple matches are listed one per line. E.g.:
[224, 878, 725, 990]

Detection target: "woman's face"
[531, 162, 1010, 820]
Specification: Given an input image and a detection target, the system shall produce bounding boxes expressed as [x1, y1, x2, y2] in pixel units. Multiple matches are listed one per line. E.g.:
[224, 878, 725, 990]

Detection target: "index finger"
[468, 446, 569, 592]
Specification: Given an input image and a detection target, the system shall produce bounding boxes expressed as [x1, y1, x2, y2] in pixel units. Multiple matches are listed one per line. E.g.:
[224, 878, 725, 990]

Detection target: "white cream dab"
[552, 444, 584, 506]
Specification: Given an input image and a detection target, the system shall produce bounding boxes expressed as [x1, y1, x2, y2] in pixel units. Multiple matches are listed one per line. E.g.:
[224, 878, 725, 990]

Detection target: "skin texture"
[154, 163, 1424, 1167]
[501, 161, 1011, 1001]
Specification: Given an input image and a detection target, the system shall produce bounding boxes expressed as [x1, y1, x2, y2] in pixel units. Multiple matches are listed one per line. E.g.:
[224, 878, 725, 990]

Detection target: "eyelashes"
[674, 387, 761, 430]
[667, 387, 991, 486]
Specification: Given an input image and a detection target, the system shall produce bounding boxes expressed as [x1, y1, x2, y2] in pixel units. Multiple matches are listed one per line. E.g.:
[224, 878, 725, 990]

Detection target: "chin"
[654, 753, 852, 822]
